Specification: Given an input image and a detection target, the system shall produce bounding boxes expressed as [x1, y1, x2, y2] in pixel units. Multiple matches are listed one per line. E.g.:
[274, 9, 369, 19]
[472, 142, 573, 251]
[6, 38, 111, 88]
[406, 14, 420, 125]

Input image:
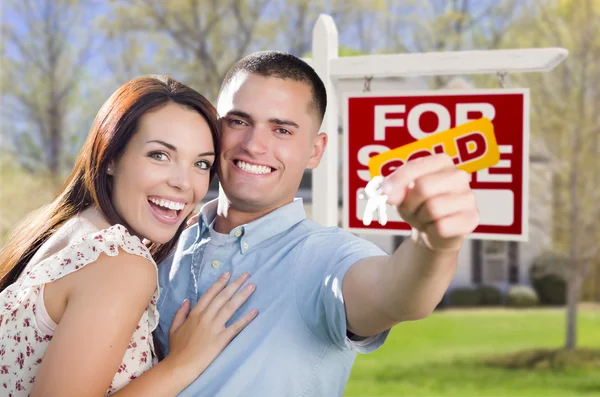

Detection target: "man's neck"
[213, 195, 290, 234]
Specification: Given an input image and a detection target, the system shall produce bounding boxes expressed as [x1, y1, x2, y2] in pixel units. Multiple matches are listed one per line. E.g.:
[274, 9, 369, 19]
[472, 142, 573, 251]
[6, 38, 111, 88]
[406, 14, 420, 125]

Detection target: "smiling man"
[154, 51, 479, 396]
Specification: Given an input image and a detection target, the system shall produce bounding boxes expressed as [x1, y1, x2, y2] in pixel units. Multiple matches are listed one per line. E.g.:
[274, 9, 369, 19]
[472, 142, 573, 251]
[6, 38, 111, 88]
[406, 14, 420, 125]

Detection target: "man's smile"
[233, 159, 276, 175]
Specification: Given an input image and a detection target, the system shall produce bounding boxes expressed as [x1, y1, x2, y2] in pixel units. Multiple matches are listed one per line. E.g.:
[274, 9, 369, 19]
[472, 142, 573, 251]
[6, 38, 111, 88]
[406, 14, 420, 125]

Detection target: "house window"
[482, 241, 508, 284]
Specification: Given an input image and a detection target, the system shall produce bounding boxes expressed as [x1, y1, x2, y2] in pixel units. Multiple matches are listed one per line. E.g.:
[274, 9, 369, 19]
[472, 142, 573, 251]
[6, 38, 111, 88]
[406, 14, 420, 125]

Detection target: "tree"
[382, 0, 524, 88]
[503, 0, 600, 349]
[100, 0, 388, 101]
[102, 0, 274, 102]
[1, 0, 99, 184]
[267, 0, 385, 57]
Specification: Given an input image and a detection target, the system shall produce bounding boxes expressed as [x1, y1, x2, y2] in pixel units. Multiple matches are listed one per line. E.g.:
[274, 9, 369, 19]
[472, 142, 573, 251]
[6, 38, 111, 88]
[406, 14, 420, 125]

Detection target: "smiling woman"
[0, 76, 258, 396]
[105, 101, 215, 244]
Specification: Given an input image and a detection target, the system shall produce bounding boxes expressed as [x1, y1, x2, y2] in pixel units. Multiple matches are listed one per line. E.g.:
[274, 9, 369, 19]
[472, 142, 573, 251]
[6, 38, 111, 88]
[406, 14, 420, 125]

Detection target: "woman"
[0, 76, 258, 396]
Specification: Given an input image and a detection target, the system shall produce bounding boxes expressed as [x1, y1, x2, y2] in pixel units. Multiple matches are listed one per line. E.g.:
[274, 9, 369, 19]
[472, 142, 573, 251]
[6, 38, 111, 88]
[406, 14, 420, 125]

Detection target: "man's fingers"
[193, 272, 231, 313]
[424, 209, 480, 241]
[412, 191, 477, 225]
[382, 154, 455, 206]
[203, 273, 251, 319]
[213, 282, 256, 326]
[399, 168, 471, 217]
[169, 299, 191, 337]
[185, 212, 200, 229]
[223, 308, 259, 341]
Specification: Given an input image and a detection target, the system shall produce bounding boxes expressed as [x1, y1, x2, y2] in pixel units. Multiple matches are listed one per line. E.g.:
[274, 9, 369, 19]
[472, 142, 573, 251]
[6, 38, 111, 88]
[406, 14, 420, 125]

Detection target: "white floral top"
[0, 219, 160, 396]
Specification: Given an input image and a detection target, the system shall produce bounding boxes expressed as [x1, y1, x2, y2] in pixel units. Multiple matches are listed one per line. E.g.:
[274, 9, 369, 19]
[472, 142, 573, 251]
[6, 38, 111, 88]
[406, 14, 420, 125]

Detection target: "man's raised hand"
[381, 154, 480, 252]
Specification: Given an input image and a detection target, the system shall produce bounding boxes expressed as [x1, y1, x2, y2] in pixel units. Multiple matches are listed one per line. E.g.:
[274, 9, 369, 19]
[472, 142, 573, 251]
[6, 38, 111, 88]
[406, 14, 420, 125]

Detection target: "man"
[154, 50, 479, 396]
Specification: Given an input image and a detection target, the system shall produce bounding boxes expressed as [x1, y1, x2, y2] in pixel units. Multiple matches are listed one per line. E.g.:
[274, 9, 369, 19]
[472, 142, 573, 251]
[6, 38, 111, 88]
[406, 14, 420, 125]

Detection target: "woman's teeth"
[235, 160, 272, 174]
[148, 197, 185, 210]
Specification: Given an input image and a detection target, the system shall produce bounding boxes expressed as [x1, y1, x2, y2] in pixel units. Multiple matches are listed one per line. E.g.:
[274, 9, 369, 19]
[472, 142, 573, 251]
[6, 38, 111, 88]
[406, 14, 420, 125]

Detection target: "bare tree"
[383, 0, 522, 88]
[1, 0, 98, 183]
[506, 0, 600, 349]
[103, 0, 273, 101]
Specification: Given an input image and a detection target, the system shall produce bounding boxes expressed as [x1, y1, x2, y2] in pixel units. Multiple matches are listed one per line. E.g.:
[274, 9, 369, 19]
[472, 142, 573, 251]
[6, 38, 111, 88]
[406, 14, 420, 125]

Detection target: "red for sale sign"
[342, 89, 530, 241]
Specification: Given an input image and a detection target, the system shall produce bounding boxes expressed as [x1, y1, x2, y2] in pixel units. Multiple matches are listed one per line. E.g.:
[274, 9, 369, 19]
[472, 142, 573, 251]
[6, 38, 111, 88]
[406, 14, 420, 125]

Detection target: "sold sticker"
[368, 117, 500, 178]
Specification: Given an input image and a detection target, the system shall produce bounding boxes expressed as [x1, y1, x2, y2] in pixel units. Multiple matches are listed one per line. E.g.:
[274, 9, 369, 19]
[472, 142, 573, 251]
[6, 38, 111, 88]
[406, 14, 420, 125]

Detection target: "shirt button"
[242, 242, 249, 250]
[211, 260, 221, 269]
[234, 229, 242, 238]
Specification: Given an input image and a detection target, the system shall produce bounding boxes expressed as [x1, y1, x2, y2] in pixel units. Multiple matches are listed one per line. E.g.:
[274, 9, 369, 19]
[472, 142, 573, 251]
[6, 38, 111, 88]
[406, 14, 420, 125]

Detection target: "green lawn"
[345, 306, 600, 397]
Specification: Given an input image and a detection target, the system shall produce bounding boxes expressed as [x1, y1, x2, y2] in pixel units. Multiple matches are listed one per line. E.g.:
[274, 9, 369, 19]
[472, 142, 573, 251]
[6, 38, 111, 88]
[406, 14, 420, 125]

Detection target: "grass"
[344, 306, 600, 397]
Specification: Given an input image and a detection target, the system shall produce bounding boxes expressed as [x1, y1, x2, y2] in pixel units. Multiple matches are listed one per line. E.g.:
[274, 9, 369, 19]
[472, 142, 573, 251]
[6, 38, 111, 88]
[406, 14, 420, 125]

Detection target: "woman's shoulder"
[75, 224, 157, 283]
[25, 221, 160, 328]
[1, 219, 160, 331]
[61, 224, 160, 330]
[22, 221, 156, 288]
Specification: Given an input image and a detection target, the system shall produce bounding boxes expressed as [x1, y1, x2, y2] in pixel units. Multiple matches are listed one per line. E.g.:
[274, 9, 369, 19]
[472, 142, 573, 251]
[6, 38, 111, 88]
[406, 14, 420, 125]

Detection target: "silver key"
[359, 176, 389, 226]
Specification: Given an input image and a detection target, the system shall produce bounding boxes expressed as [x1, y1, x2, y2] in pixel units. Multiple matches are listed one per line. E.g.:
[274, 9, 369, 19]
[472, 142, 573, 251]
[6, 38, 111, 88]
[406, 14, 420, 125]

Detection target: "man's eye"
[228, 118, 247, 127]
[276, 128, 292, 135]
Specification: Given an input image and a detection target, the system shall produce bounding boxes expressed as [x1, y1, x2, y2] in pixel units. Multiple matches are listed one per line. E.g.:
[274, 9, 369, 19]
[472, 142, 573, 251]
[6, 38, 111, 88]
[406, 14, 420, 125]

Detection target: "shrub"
[529, 251, 568, 305]
[532, 274, 567, 305]
[448, 287, 481, 307]
[506, 285, 539, 307]
[477, 285, 503, 306]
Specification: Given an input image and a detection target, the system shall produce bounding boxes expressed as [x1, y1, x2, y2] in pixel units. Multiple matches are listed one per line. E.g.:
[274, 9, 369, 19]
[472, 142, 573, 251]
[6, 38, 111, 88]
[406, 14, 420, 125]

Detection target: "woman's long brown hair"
[0, 76, 220, 292]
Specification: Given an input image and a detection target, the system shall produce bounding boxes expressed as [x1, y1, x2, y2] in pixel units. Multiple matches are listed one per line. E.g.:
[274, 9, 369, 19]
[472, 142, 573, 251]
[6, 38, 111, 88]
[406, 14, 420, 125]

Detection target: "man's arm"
[342, 154, 479, 337]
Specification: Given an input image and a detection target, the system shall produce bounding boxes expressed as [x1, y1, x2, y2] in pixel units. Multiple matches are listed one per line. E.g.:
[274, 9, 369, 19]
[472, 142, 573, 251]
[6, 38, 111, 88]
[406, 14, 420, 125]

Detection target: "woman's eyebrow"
[147, 140, 214, 157]
[147, 140, 176, 151]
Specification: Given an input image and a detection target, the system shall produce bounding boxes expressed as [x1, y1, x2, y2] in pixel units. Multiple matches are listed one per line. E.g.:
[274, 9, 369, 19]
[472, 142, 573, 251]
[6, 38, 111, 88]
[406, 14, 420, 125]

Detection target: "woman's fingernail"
[222, 272, 231, 279]
[246, 283, 255, 291]
[181, 299, 189, 307]
[242, 272, 250, 279]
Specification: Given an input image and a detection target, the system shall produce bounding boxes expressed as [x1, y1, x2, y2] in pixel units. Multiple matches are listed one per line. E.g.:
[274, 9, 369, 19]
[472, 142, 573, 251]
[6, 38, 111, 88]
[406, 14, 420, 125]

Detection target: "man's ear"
[306, 132, 328, 169]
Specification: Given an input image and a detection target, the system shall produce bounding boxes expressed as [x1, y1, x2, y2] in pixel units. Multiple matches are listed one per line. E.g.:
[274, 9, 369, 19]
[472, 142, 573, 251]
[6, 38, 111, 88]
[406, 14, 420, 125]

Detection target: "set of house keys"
[359, 176, 389, 226]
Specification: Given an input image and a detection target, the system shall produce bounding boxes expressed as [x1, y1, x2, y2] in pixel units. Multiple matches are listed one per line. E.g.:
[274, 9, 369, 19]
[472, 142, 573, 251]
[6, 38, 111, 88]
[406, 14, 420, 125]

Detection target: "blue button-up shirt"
[155, 198, 390, 396]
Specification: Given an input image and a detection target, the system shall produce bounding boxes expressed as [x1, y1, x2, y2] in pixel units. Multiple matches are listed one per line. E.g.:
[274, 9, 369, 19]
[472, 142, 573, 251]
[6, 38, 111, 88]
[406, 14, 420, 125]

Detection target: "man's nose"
[241, 127, 269, 155]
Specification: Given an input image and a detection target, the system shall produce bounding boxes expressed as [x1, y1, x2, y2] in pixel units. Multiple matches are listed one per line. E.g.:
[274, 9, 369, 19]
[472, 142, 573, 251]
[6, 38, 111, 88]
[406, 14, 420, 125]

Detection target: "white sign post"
[307, 13, 568, 235]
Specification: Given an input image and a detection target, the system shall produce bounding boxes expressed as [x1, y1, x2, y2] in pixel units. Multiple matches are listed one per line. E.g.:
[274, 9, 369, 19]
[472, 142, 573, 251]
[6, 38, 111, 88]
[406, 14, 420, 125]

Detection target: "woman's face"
[108, 101, 215, 244]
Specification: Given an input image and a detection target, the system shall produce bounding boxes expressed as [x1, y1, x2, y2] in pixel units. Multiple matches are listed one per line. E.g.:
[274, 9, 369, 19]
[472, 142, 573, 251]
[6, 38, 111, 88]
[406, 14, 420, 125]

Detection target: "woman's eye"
[148, 151, 168, 161]
[196, 160, 211, 170]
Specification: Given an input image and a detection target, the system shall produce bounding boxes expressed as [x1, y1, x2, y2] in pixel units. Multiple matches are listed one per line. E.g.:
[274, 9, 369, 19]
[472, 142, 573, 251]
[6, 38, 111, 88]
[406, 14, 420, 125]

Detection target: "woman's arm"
[31, 251, 256, 397]
[30, 251, 162, 396]
[109, 272, 257, 397]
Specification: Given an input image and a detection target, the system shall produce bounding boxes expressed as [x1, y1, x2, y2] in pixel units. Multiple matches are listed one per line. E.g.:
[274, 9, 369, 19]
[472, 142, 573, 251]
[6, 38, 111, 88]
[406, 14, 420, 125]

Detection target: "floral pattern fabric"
[0, 224, 160, 396]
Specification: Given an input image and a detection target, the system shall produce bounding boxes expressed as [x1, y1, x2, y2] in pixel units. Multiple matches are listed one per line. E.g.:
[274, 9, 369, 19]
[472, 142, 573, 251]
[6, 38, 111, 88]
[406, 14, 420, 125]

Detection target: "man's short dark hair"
[219, 51, 327, 124]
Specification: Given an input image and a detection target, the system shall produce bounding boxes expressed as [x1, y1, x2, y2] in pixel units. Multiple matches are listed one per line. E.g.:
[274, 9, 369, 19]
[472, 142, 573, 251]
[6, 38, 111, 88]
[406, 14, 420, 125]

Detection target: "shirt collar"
[197, 198, 306, 253]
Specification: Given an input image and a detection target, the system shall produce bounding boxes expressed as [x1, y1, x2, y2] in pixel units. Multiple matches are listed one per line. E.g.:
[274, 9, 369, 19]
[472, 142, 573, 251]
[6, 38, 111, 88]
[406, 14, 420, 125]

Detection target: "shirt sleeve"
[293, 227, 391, 354]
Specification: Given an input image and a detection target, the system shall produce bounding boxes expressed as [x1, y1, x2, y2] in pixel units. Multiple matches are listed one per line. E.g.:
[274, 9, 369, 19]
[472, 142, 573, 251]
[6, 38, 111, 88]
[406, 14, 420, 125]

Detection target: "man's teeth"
[148, 197, 185, 210]
[235, 160, 272, 175]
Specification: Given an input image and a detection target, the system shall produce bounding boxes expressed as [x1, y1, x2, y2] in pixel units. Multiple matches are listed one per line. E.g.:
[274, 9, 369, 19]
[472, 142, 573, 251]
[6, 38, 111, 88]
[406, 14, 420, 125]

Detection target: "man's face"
[217, 73, 327, 214]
